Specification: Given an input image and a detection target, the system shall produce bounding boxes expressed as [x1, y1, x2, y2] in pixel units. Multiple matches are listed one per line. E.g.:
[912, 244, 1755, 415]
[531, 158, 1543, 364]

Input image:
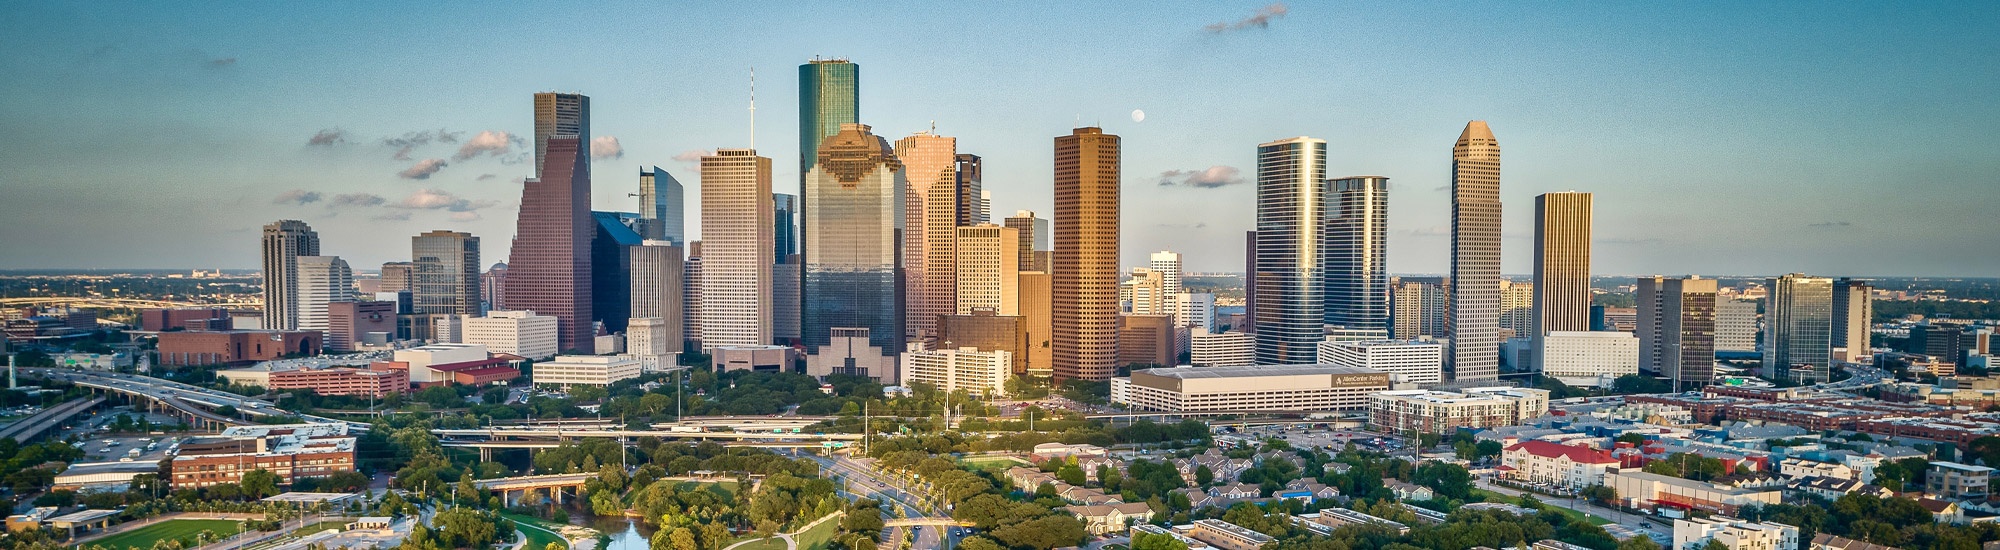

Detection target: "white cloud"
[394, 189, 496, 213]
[398, 158, 448, 179]
[330, 193, 386, 207]
[591, 136, 624, 160]
[1157, 166, 1245, 188]
[454, 130, 519, 161]
[307, 129, 347, 147]
[1206, 3, 1289, 33]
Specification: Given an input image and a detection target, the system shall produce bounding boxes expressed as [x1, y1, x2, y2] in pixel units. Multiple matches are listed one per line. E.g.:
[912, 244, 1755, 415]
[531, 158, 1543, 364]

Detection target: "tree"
[1131, 530, 1190, 550]
[241, 469, 281, 499]
[1475, 440, 1504, 459]
[1195, 465, 1214, 486]
[1617, 535, 1661, 550]
[1056, 463, 1086, 486]
[1701, 541, 1728, 550]
[1414, 462, 1472, 501]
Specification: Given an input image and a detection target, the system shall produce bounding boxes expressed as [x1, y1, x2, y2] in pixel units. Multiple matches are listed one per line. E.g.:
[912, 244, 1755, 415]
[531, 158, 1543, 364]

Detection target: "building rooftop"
[1506, 440, 1618, 464]
[1193, 519, 1274, 543]
[1930, 461, 1995, 473]
[1133, 364, 1385, 379]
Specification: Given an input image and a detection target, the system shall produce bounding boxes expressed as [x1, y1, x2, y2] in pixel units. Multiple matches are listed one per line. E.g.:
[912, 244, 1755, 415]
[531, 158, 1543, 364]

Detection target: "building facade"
[1253, 137, 1328, 365]
[461, 311, 558, 360]
[261, 220, 320, 331]
[1833, 278, 1873, 363]
[1190, 329, 1255, 367]
[956, 225, 1020, 315]
[412, 230, 480, 316]
[901, 347, 1012, 396]
[1391, 277, 1448, 340]
[1368, 387, 1551, 434]
[1531, 191, 1592, 371]
[533, 355, 641, 388]
[1637, 276, 1719, 388]
[505, 135, 594, 353]
[1112, 365, 1391, 413]
[1499, 440, 1618, 491]
[1053, 127, 1120, 381]
[895, 131, 961, 342]
[1325, 176, 1388, 331]
[1448, 121, 1502, 382]
[628, 240, 683, 353]
[804, 123, 904, 353]
[1716, 299, 1759, 353]
[294, 256, 354, 338]
[1540, 331, 1639, 388]
[533, 92, 588, 180]
[1766, 274, 1834, 383]
[638, 166, 685, 244]
[701, 149, 775, 350]
[1316, 339, 1444, 388]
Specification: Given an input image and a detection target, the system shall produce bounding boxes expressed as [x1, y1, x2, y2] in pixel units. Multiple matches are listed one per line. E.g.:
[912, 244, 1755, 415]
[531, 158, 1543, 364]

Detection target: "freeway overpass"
[25, 369, 369, 432]
[435, 426, 862, 460]
[0, 397, 106, 443]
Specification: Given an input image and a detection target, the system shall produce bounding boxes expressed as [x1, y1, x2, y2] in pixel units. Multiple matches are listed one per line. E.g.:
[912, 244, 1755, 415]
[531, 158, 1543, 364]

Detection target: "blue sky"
[3, 1, 1996, 277]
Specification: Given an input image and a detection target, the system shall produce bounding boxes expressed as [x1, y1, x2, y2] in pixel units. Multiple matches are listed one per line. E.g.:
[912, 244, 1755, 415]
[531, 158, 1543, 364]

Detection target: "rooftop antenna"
[749, 66, 757, 149]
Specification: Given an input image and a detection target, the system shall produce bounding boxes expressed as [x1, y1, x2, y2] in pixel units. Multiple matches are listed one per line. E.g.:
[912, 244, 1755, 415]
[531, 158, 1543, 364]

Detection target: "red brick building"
[140, 308, 232, 332]
[156, 330, 320, 366]
[267, 368, 406, 398]
[168, 424, 356, 489]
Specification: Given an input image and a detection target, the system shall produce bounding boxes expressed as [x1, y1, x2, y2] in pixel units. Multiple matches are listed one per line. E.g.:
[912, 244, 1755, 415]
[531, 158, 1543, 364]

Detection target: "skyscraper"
[1833, 278, 1874, 363]
[1053, 127, 1120, 382]
[533, 92, 589, 180]
[412, 230, 480, 316]
[773, 193, 802, 343]
[773, 193, 800, 262]
[505, 136, 594, 354]
[479, 263, 506, 313]
[1253, 136, 1328, 365]
[1150, 251, 1184, 298]
[1325, 176, 1389, 331]
[895, 131, 958, 342]
[1766, 273, 1834, 383]
[380, 261, 414, 294]
[295, 255, 354, 337]
[799, 58, 859, 190]
[682, 242, 703, 350]
[1499, 280, 1535, 339]
[628, 240, 683, 355]
[1636, 276, 1718, 388]
[956, 224, 1020, 315]
[959, 155, 986, 224]
[1019, 271, 1053, 378]
[803, 123, 904, 352]
[638, 166, 685, 245]
[1121, 268, 1166, 315]
[1532, 191, 1592, 371]
[1448, 121, 1502, 382]
[700, 150, 775, 349]
[590, 212, 643, 333]
[1391, 277, 1449, 340]
[1004, 211, 1050, 271]
[261, 220, 320, 331]
[1243, 230, 1257, 334]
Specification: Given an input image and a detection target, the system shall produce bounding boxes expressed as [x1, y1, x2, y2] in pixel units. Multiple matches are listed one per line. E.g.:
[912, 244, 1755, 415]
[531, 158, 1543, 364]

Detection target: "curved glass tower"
[1254, 137, 1328, 365]
[1325, 176, 1389, 331]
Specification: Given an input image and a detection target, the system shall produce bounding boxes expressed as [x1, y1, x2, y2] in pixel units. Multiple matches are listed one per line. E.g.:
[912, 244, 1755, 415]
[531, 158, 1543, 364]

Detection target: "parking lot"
[54, 406, 193, 462]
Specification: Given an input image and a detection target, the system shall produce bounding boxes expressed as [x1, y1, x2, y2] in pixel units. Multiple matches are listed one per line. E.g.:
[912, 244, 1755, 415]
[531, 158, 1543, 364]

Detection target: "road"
[25, 368, 368, 430]
[811, 455, 953, 550]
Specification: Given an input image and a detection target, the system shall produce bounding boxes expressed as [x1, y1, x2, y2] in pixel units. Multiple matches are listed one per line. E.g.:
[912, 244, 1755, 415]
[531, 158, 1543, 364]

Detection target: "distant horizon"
[4, 267, 1992, 284]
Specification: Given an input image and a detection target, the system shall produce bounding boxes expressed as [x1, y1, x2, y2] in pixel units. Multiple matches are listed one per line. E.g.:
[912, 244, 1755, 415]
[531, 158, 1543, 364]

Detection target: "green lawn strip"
[794, 515, 842, 550]
[288, 521, 349, 536]
[500, 512, 570, 550]
[1470, 488, 1615, 526]
[92, 519, 246, 550]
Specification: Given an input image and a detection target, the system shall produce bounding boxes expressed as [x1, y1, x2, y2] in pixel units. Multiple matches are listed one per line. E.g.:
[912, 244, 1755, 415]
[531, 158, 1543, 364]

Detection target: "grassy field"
[733, 538, 788, 550]
[500, 512, 569, 550]
[93, 519, 246, 550]
[1470, 489, 1613, 526]
[794, 515, 842, 550]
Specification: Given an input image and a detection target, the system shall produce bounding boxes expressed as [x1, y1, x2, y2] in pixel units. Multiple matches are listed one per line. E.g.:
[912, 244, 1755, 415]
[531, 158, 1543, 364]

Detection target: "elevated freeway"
[24, 368, 369, 431]
[0, 396, 106, 442]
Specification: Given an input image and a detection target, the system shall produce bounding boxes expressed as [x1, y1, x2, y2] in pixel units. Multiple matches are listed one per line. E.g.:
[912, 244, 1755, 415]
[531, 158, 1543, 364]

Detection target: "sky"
[2, 1, 1997, 277]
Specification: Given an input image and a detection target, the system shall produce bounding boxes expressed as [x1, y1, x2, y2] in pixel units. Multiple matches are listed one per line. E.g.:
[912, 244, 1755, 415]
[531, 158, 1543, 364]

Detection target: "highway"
[24, 368, 369, 431]
[812, 455, 954, 550]
[0, 396, 106, 442]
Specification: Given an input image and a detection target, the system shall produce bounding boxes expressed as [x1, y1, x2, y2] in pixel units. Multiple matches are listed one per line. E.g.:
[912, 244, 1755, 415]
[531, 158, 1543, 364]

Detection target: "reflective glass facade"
[803, 124, 904, 352]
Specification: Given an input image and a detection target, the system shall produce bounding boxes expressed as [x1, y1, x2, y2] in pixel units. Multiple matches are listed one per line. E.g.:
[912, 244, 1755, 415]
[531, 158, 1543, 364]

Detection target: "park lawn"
[1470, 489, 1614, 526]
[734, 538, 789, 550]
[92, 519, 246, 550]
[501, 512, 569, 550]
[794, 515, 842, 550]
[288, 521, 348, 536]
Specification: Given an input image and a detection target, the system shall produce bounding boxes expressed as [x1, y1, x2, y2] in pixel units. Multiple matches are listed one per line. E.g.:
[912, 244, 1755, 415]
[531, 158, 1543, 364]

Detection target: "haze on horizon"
[2, 2, 1996, 277]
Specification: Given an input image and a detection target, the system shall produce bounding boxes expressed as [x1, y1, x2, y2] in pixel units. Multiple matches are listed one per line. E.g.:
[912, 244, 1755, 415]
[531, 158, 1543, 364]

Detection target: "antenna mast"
[749, 66, 757, 149]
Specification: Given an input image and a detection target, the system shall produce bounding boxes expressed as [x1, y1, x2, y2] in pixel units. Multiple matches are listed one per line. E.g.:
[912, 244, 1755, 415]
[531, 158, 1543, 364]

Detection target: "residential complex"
[1368, 387, 1551, 434]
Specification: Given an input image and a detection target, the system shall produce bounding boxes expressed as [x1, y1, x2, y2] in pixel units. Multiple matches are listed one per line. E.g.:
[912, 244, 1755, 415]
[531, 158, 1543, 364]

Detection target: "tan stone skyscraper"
[895, 132, 959, 342]
[699, 149, 774, 350]
[956, 224, 1020, 315]
[1053, 127, 1120, 382]
[1532, 191, 1592, 371]
[1448, 121, 1501, 382]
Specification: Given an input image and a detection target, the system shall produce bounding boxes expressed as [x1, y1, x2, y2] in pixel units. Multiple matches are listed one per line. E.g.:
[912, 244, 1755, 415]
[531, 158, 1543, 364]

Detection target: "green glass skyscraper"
[798, 58, 859, 190]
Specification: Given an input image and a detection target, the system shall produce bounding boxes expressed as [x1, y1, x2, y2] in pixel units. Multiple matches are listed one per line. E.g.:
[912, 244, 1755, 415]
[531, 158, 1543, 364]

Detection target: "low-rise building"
[1673, 517, 1798, 550]
[460, 311, 558, 360]
[168, 423, 355, 489]
[1064, 503, 1153, 536]
[157, 330, 320, 367]
[1111, 364, 1390, 413]
[1189, 329, 1254, 367]
[268, 367, 406, 398]
[1927, 461, 1993, 501]
[1808, 533, 1898, 550]
[533, 355, 641, 388]
[1316, 339, 1444, 388]
[1539, 331, 1639, 388]
[901, 348, 1012, 396]
[1604, 469, 1781, 515]
[1499, 440, 1619, 491]
[1369, 387, 1552, 434]
[1308, 508, 1409, 535]
[54, 462, 162, 492]
[715, 345, 795, 373]
[1190, 519, 1273, 550]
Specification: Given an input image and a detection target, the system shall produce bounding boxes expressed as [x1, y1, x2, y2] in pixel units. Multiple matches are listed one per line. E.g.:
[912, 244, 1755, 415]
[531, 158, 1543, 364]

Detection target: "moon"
[1131, 109, 1146, 123]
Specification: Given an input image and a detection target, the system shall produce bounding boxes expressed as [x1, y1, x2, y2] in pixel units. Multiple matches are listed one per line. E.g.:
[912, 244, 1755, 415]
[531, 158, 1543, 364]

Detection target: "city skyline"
[4, 3, 1999, 277]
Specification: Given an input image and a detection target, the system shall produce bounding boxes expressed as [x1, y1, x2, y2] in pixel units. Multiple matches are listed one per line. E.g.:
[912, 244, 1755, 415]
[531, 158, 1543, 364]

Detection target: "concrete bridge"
[0, 396, 105, 443]
[473, 473, 595, 506]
